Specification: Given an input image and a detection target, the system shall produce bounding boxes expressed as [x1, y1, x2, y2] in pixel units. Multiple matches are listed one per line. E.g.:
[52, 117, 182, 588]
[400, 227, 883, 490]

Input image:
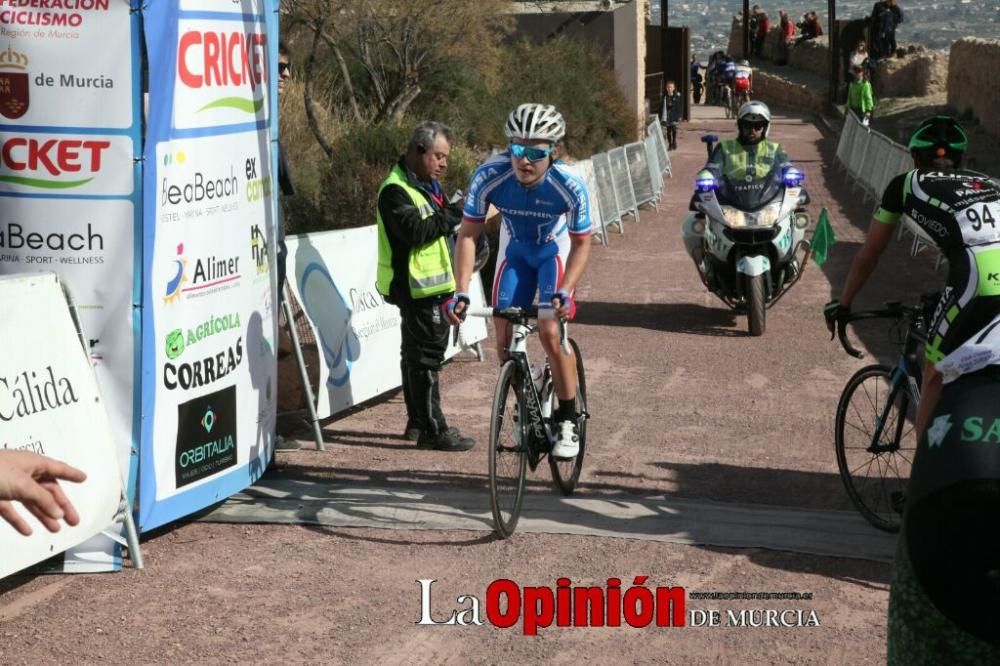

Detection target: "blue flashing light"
[695, 172, 717, 192]
[783, 166, 805, 187]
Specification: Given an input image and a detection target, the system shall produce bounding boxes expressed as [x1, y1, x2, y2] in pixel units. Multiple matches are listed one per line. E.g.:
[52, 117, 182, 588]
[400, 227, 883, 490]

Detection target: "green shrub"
[280, 37, 635, 234]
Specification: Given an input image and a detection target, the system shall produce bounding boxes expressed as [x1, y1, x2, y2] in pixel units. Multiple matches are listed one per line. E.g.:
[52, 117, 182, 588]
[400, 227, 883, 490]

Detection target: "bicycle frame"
[507, 322, 555, 464]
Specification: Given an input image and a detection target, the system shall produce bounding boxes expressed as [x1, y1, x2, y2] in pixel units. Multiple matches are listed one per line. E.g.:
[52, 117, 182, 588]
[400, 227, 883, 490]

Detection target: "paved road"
[2, 104, 948, 664]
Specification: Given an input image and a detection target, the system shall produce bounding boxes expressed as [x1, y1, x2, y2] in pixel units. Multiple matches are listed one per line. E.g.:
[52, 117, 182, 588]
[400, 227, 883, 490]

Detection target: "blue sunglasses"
[509, 143, 555, 161]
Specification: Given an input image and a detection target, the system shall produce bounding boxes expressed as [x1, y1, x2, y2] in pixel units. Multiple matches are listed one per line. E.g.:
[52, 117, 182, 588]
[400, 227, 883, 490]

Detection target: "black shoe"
[417, 426, 475, 452]
[402, 420, 421, 441]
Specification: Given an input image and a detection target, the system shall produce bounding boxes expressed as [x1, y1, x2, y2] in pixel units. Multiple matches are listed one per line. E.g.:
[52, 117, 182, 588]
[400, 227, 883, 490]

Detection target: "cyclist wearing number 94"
[444, 103, 592, 460]
[824, 116, 1000, 661]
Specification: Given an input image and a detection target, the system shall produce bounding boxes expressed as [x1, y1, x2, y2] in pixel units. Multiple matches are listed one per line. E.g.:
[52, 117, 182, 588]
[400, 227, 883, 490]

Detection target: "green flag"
[812, 208, 837, 267]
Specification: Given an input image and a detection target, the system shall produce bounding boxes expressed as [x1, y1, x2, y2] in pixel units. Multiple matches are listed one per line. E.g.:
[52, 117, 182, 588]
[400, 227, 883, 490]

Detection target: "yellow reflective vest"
[716, 139, 781, 181]
[376, 164, 456, 300]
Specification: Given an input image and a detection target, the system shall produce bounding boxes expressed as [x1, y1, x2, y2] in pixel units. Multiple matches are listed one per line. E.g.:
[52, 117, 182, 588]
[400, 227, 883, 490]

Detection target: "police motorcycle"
[680, 135, 812, 336]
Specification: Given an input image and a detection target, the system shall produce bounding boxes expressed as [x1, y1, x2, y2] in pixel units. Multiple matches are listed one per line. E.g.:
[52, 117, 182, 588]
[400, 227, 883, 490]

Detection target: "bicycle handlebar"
[836, 302, 920, 359]
[465, 306, 571, 355]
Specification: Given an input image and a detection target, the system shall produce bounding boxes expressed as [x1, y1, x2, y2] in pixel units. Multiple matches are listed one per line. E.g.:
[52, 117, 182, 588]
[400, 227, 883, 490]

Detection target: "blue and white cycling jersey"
[463, 152, 591, 243]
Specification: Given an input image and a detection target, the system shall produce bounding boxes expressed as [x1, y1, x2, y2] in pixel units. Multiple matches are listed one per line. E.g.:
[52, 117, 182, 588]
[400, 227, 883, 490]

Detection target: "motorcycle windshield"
[716, 169, 784, 212]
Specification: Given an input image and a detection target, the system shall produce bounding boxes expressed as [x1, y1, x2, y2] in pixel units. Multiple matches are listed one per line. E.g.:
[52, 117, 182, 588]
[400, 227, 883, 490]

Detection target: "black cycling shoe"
[417, 427, 475, 452]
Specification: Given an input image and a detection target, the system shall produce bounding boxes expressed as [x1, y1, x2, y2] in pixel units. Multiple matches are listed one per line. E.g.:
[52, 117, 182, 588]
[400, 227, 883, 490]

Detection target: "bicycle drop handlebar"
[465, 306, 572, 355]
[836, 301, 921, 360]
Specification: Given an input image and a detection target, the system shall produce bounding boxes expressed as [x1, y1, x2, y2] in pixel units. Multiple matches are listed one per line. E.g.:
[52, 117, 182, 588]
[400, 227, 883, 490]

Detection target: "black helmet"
[908, 115, 967, 167]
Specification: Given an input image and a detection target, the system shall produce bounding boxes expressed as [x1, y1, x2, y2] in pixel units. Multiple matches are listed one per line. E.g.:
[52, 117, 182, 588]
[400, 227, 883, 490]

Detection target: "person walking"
[661, 80, 683, 150]
[375, 121, 475, 452]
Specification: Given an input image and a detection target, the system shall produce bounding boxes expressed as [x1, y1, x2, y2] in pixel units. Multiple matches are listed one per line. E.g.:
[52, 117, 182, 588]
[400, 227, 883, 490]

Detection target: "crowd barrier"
[576, 121, 672, 243]
[834, 112, 943, 269]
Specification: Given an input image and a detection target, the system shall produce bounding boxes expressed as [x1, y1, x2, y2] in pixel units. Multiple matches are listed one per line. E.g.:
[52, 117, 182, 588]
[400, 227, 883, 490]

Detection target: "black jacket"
[377, 158, 462, 304]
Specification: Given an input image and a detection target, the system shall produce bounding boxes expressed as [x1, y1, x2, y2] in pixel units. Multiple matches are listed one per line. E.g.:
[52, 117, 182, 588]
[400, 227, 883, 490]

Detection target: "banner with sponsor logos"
[139, 0, 278, 531]
[285, 227, 489, 419]
[0, 0, 141, 571]
[0, 273, 125, 579]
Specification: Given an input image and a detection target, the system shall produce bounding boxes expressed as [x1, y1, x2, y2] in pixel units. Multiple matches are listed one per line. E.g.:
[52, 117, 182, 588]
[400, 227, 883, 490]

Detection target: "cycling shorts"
[492, 223, 570, 309]
[732, 77, 750, 94]
[887, 371, 1000, 660]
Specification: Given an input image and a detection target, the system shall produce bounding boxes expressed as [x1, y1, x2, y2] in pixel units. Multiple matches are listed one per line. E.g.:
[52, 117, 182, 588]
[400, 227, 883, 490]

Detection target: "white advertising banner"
[141, 129, 276, 528]
[0, 273, 124, 579]
[285, 226, 488, 419]
[0, 2, 141, 572]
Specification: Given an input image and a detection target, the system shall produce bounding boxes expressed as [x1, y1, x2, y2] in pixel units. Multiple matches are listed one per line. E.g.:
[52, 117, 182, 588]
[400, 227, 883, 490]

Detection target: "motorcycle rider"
[704, 101, 789, 183]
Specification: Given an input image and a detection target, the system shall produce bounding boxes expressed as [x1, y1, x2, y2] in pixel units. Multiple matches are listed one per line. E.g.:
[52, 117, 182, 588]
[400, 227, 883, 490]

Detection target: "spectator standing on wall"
[754, 10, 771, 59]
[778, 10, 796, 64]
[661, 80, 683, 150]
[869, 1, 890, 59]
[847, 65, 874, 126]
[375, 121, 475, 452]
[748, 5, 761, 54]
[887, 0, 903, 55]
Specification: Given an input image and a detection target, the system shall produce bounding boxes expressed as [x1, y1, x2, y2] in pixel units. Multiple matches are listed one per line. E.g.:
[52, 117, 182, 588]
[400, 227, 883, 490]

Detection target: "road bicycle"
[833, 294, 937, 532]
[466, 306, 588, 538]
[720, 83, 734, 119]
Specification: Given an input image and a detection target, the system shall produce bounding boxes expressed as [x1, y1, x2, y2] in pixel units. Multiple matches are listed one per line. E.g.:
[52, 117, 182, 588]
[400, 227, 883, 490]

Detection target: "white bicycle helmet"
[737, 100, 772, 138]
[504, 103, 566, 142]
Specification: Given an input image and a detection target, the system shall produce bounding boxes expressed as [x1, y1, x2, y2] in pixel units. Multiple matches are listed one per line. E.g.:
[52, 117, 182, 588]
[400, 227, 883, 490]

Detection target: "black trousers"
[666, 124, 678, 147]
[399, 297, 450, 435]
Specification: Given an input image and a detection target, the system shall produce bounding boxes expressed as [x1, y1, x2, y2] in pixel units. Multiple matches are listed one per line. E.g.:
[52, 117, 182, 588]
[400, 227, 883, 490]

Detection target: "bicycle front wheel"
[489, 360, 528, 538]
[835, 364, 916, 532]
[549, 338, 587, 496]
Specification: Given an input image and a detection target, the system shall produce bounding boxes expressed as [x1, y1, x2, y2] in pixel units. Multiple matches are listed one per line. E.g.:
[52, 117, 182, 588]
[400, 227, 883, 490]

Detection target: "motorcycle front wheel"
[747, 274, 766, 336]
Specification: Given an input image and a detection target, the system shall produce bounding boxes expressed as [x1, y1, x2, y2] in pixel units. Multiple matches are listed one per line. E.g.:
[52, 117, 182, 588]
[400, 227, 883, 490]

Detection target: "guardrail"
[833, 112, 943, 269]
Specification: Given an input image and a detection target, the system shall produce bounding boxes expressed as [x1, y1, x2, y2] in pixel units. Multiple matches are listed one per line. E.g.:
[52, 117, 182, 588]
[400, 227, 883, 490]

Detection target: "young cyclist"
[732, 59, 753, 107]
[444, 103, 592, 459]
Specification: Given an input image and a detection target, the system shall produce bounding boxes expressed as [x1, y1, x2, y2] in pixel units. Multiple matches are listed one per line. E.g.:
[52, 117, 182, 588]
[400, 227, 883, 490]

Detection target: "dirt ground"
[0, 107, 947, 664]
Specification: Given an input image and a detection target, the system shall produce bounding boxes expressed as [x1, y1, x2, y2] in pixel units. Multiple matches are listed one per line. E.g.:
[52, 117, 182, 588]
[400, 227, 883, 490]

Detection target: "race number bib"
[959, 200, 1000, 245]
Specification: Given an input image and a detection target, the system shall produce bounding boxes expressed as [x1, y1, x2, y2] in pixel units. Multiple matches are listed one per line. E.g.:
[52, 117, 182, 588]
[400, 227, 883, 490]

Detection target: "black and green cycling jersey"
[876, 169, 1000, 367]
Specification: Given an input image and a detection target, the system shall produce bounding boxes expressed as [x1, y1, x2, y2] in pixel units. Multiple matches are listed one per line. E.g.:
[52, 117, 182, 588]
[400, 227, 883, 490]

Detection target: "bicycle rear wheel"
[549, 338, 588, 495]
[489, 360, 528, 538]
[835, 364, 916, 532]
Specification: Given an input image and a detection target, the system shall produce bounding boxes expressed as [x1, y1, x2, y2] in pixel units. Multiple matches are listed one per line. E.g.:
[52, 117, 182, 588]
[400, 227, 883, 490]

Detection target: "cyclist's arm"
[453, 218, 483, 294]
[560, 232, 591, 295]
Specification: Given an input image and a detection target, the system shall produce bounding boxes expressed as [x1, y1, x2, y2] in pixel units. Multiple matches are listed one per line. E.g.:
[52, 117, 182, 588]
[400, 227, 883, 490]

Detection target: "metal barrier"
[571, 159, 608, 246]
[647, 121, 672, 177]
[625, 141, 656, 209]
[644, 134, 663, 203]
[608, 146, 639, 222]
[591, 152, 624, 234]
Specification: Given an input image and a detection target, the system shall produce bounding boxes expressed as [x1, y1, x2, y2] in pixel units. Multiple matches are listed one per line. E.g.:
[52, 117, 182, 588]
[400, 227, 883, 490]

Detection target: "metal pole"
[282, 285, 326, 451]
[120, 496, 143, 569]
[829, 0, 838, 105]
[743, 0, 750, 60]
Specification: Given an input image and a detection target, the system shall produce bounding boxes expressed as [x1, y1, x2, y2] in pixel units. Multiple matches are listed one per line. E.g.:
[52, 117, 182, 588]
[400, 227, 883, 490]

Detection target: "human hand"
[442, 292, 470, 326]
[552, 289, 576, 321]
[824, 299, 850, 337]
[0, 450, 86, 536]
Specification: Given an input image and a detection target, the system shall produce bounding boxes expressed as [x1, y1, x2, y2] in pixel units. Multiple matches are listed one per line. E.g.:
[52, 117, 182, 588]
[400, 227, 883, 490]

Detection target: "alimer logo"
[164, 242, 241, 302]
[0, 46, 28, 120]
[177, 29, 267, 115]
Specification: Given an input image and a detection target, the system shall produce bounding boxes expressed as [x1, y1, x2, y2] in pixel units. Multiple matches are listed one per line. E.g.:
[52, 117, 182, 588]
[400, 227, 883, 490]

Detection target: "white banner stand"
[0, 274, 141, 578]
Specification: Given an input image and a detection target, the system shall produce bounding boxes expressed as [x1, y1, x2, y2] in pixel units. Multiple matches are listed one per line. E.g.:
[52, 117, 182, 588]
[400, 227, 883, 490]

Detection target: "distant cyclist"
[732, 60, 753, 107]
[825, 116, 1000, 444]
[445, 103, 592, 459]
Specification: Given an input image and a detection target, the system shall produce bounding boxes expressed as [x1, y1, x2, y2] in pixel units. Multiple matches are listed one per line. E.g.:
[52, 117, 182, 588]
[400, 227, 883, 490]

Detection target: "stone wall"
[752, 71, 826, 114]
[948, 38, 1000, 143]
[872, 50, 949, 98]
